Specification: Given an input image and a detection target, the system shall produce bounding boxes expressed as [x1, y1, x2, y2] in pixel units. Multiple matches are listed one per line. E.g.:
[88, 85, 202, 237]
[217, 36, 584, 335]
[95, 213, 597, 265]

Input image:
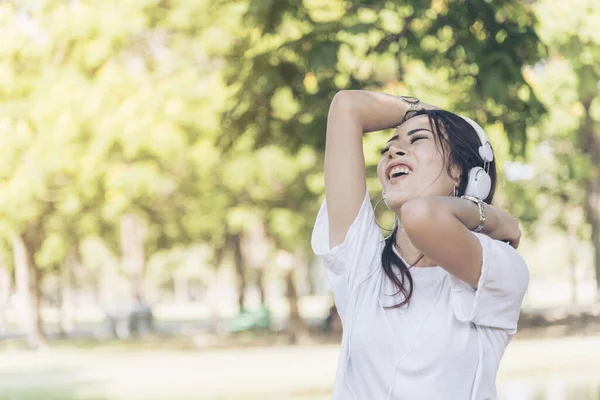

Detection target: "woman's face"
[377, 115, 459, 211]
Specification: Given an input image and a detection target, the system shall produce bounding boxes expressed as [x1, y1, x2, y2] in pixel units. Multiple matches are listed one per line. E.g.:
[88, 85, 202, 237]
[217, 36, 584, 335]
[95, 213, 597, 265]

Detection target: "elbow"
[332, 89, 352, 103]
[328, 90, 362, 133]
[401, 198, 438, 237]
[330, 90, 354, 113]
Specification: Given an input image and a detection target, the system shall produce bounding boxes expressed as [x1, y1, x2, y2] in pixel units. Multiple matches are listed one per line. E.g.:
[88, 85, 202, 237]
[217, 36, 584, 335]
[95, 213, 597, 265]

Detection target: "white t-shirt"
[311, 188, 529, 400]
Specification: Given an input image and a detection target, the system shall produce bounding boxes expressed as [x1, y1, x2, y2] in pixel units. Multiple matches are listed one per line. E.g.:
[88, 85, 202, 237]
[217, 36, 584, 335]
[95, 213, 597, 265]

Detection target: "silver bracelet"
[460, 195, 486, 232]
[397, 95, 420, 122]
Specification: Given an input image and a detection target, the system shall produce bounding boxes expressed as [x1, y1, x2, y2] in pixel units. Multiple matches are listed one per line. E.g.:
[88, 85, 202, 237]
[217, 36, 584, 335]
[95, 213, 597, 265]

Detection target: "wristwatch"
[398, 95, 421, 122]
[461, 195, 486, 233]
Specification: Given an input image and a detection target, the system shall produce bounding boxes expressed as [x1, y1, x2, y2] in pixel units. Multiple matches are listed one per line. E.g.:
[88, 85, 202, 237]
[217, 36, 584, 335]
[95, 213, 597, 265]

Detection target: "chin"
[383, 194, 409, 210]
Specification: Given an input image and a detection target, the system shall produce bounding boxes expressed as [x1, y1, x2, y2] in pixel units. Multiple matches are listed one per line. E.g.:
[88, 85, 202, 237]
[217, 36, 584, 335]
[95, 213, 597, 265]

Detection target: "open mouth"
[388, 165, 412, 180]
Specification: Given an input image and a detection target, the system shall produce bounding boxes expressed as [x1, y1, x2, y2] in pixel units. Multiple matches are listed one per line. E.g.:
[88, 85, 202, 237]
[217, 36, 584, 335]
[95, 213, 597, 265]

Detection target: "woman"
[311, 91, 529, 400]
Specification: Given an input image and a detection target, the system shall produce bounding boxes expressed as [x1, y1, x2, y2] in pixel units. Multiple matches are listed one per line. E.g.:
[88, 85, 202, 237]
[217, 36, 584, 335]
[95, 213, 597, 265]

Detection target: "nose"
[387, 142, 406, 158]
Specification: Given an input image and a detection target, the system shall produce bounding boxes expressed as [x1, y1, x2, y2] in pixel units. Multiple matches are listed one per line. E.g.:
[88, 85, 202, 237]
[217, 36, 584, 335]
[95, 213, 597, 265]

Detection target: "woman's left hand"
[483, 205, 521, 249]
[402, 101, 439, 122]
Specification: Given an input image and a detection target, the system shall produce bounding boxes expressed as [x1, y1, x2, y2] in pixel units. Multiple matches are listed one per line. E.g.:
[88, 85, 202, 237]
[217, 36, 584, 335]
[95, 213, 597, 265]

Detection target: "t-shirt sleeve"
[449, 232, 529, 333]
[311, 188, 384, 318]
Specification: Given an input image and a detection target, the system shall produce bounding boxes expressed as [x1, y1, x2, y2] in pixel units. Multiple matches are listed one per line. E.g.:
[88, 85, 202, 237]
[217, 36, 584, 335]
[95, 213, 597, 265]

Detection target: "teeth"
[388, 166, 411, 179]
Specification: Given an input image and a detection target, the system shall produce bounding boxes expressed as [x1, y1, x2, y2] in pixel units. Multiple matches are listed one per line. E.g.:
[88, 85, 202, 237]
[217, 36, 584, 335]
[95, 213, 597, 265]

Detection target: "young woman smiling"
[311, 90, 529, 399]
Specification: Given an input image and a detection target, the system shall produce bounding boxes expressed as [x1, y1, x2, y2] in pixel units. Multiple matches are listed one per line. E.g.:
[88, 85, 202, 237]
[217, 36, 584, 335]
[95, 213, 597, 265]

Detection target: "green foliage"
[216, 0, 548, 258]
[0, 0, 226, 284]
[220, 0, 546, 156]
[509, 0, 600, 236]
[1, 0, 597, 304]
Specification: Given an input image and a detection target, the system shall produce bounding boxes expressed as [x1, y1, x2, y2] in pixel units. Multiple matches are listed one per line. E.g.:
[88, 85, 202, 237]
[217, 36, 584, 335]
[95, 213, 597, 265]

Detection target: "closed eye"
[410, 135, 427, 144]
[380, 135, 428, 155]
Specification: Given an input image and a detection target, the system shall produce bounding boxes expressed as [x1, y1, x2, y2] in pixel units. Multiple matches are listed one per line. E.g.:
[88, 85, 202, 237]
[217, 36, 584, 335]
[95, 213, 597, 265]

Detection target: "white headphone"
[460, 116, 494, 200]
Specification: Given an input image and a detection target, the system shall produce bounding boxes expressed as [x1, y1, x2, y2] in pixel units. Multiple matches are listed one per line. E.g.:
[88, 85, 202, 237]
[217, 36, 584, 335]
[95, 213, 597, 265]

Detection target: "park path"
[0, 334, 599, 399]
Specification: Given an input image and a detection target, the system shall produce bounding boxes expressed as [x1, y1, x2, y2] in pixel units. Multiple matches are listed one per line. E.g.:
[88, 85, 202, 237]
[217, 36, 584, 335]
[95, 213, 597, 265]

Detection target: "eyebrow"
[386, 128, 433, 144]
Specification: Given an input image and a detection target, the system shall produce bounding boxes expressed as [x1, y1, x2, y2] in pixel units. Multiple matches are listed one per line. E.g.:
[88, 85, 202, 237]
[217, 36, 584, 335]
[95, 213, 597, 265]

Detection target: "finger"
[511, 236, 520, 249]
[515, 230, 522, 249]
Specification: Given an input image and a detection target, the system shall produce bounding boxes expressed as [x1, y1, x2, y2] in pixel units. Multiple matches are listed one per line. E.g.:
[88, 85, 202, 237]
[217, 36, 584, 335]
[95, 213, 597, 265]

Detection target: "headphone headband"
[460, 116, 494, 163]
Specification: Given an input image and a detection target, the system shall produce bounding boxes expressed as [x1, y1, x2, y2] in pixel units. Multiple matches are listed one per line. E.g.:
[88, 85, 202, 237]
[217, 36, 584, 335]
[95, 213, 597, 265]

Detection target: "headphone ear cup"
[464, 167, 491, 200]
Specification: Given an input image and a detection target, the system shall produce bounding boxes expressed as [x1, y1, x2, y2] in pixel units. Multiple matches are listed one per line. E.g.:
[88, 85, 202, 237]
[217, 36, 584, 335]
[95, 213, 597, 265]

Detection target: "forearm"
[401, 196, 490, 287]
[330, 90, 410, 134]
[403, 197, 500, 236]
[450, 198, 499, 236]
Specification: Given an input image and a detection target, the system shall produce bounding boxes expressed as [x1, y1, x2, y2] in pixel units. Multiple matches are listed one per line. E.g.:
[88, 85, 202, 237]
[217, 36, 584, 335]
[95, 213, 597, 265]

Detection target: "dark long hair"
[382, 110, 497, 309]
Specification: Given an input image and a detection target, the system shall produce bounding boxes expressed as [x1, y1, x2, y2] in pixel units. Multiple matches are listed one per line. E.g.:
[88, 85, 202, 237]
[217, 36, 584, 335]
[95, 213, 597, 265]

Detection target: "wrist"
[397, 95, 420, 122]
[460, 195, 486, 232]
[480, 204, 500, 236]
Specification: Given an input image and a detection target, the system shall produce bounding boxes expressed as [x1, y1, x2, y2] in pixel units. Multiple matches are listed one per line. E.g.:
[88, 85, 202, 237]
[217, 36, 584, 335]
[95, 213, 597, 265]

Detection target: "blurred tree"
[57, 248, 79, 336]
[0, 0, 228, 346]
[220, 0, 545, 153]
[240, 222, 271, 308]
[12, 234, 44, 348]
[275, 249, 310, 344]
[532, 0, 600, 298]
[0, 0, 570, 348]
[0, 259, 10, 332]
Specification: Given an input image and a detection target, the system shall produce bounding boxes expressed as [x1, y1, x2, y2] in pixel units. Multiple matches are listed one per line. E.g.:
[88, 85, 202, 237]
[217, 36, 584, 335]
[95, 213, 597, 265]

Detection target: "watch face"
[399, 96, 419, 104]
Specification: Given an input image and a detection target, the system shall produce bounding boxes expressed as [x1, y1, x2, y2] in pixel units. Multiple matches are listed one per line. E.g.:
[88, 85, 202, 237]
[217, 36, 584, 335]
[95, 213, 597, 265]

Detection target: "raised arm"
[401, 196, 522, 288]
[325, 90, 412, 248]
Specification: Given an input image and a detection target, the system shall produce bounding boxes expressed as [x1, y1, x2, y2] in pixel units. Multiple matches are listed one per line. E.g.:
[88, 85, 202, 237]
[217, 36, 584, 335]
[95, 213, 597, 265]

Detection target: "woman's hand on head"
[484, 205, 521, 249]
[402, 101, 440, 122]
[418, 101, 439, 111]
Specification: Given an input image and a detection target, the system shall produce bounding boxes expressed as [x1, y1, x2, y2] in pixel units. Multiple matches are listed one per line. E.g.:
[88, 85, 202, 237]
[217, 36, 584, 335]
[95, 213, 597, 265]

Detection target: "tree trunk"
[230, 233, 246, 313]
[30, 261, 45, 343]
[586, 180, 600, 301]
[256, 269, 266, 307]
[579, 100, 600, 301]
[275, 250, 310, 344]
[305, 254, 316, 295]
[120, 214, 147, 302]
[560, 196, 580, 306]
[567, 224, 579, 306]
[239, 223, 270, 309]
[285, 269, 309, 344]
[59, 251, 77, 337]
[12, 235, 45, 349]
[0, 264, 11, 332]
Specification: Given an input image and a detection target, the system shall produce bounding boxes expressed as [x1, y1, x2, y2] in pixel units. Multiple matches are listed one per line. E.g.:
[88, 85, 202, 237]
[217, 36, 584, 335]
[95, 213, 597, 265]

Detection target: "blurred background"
[0, 0, 599, 399]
